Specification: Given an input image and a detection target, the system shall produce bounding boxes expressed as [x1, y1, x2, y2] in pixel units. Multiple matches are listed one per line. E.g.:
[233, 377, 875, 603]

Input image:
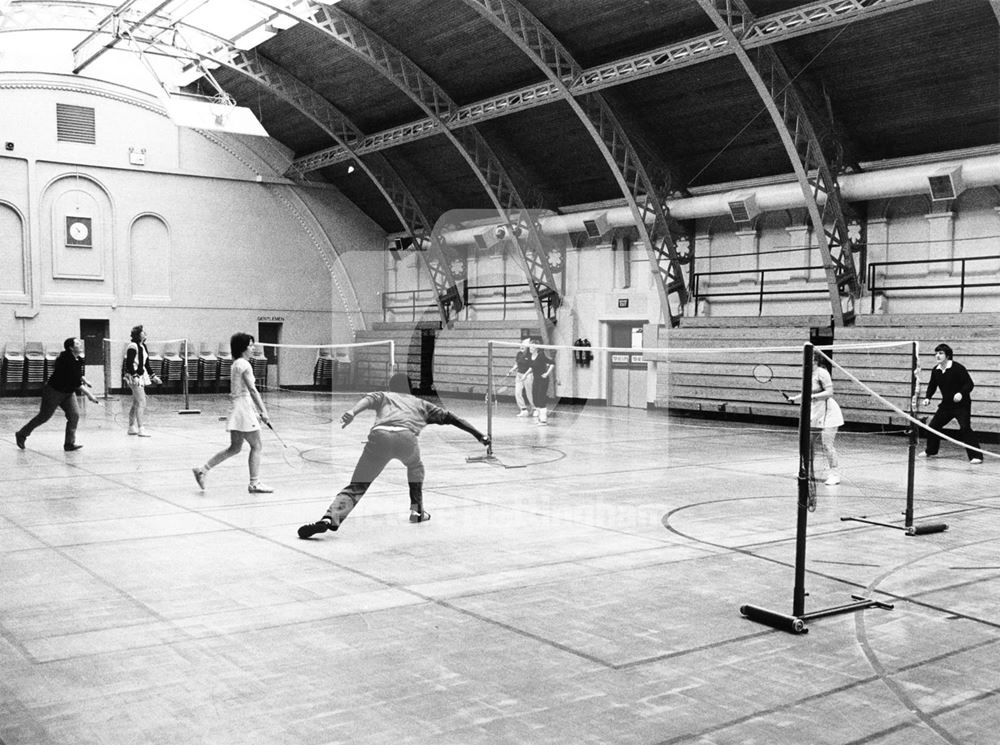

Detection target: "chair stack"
[2, 342, 25, 394]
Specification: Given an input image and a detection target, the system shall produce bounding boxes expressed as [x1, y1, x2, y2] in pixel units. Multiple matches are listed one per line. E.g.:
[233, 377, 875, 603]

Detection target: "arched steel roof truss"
[461, 0, 691, 327]
[696, 0, 862, 326]
[69, 6, 465, 324]
[254, 0, 561, 325]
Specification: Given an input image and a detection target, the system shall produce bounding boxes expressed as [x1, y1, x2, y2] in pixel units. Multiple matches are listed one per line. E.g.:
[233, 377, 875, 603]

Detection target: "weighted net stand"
[838, 341, 946, 536]
[177, 339, 201, 415]
[467, 340, 502, 466]
[740, 343, 894, 634]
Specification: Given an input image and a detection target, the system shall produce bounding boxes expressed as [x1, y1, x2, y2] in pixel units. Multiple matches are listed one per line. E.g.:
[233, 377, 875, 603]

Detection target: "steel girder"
[257, 0, 561, 324]
[289, 0, 932, 173]
[64, 3, 465, 324]
[695, 0, 861, 326]
[461, 0, 690, 327]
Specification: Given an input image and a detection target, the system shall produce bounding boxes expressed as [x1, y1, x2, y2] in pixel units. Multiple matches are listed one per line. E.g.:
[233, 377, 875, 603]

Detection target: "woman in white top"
[192, 332, 273, 493]
[790, 351, 844, 486]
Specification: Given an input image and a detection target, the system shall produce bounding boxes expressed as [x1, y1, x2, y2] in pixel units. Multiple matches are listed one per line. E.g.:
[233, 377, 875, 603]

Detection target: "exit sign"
[618, 298, 629, 308]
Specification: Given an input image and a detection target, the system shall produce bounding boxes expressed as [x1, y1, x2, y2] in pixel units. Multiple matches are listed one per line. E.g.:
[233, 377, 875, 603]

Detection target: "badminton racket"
[752, 364, 792, 402]
[264, 420, 288, 448]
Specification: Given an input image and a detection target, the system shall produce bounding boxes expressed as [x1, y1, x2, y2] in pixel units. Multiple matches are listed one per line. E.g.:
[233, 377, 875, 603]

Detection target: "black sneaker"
[408, 511, 431, 523]
[15, 431, 26, 450]
[297, 519, 336, 539]
[64, 444, 83, 452]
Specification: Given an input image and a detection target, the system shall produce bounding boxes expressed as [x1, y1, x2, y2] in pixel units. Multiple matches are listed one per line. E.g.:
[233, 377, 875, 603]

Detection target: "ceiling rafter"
[461, 0, 690, 327]
[695, 0, 862, 326]
[251, 0, 562, 325]
[289, 0, 933, 174]
[60, 1, 465, 324]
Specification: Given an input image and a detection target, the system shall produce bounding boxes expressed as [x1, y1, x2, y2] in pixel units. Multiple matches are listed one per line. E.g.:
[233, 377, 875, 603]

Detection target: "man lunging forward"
[298, 373, 489, 539]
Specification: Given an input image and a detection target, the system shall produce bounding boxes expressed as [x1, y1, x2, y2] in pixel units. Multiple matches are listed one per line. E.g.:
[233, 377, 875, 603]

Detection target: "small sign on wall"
[66, 216, 92, 248]
[617, 298, 629, 308]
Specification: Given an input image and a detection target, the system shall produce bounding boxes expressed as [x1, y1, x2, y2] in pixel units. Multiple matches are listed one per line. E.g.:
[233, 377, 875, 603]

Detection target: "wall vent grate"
[56, 104, 96, 144]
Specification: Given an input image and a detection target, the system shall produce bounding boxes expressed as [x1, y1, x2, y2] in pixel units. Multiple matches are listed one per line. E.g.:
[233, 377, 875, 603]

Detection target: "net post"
[905, 340, 918, 528]
[102, 337, 112, 400]
[467, 340, 496, 465]
[792, 342, 814, 618]
[178, 338, 201, 415]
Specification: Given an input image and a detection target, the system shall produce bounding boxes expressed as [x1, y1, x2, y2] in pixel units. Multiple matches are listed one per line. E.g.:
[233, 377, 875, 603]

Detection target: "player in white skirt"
[192, 332, 273, 493]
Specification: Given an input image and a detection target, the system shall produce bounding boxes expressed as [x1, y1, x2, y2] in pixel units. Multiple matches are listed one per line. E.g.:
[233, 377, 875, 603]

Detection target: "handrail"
[692, 265, 829, 316]
[382, 282, 549, 322]
[867, 254, 1000, 313]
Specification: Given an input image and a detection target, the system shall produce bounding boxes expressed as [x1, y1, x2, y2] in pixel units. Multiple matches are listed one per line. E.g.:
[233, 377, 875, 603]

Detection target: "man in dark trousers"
[16, 337, 100, 451]
[920, 343, 982, 463]
[297, 372, 489, 538]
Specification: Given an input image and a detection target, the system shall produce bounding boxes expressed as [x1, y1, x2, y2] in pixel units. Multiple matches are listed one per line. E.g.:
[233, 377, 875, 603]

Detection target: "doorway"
[79, 318, 109, 395]
[607, 322, 646, 408]
[257, 322, 281, 387]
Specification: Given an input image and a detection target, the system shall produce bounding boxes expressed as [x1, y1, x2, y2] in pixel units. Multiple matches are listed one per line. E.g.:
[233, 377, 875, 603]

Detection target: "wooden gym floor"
[2, 390, 999, 744]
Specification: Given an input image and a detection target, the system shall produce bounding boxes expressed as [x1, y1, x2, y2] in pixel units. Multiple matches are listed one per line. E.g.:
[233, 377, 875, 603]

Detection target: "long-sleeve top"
[124, 342, 154, 377]
[925, 360, 974, 407]
[357, 391, 484, 441]
[48, 350, 86, 393]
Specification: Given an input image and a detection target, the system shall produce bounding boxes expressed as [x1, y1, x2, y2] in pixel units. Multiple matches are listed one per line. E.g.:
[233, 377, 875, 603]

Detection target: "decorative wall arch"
[128, 212, 171, 302]
[0, 200, 28, 298]
[39, 172, 115, 289]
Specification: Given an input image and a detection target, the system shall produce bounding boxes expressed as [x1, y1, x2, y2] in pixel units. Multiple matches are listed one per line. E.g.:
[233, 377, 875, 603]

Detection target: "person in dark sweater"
[297, 372, 489, 539]
[15, 337, 100, 451]
[920, 343, 982, 463]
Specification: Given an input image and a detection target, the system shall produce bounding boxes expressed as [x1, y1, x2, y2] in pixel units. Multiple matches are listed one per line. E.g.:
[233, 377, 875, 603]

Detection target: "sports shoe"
[408, 510, 431, 523]
[516, 410, 530, 417]
[15, 431, 25, 450]
[824, 473, 841, 486]
[137, 428, 151, 438]
[970, 458, 983, 464]
[64, 444, 83, 452]
[248, 482, 274, 494]
[297, 518, 337, 539]
[917, 451, 933, 458]
[192, 467, 207, 490]
[127, 426, 138, 436]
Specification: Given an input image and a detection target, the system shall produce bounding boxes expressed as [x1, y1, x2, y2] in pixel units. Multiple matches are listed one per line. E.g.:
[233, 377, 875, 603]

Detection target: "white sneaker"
[824, 473, 841, 486]
[137, 428, 151, 438]
[127, 425, 138, 436]
[192, 467, 207, 490]
[917, 451, 932, 458]
[970, 458, 983, 464]
[248, 482, 274, 494]
[516, 410, 529, 417]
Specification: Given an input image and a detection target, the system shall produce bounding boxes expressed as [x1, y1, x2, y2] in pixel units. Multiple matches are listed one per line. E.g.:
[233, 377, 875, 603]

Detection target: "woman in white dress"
[790, 351, 844, 486]
[192, 332, 273, 493]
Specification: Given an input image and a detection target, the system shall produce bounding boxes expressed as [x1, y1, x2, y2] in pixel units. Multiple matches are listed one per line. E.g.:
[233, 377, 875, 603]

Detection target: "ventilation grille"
[56, 104, 96, 144]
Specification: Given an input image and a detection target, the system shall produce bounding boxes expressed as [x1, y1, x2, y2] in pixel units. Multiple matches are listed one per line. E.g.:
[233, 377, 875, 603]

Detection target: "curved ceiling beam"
[53, 1, 465, 324]
[695, 0, 861, 326]
[290, 0, 933, 172]
[251, 0, 561, 325]
[461, 0, 690, 327]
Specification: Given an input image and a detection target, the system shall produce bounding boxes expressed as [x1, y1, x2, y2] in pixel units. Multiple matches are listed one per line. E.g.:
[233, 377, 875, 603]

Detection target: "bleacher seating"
[431, 320, 542, 398]
[146, 343, 165, 387]
[652, 313, 1000, 433]
[352, 322, 438, 391]
[2, 342, 25, 395]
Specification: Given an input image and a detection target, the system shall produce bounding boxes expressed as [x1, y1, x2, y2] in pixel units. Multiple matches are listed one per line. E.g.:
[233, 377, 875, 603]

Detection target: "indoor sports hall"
[2, 2, 999, 744]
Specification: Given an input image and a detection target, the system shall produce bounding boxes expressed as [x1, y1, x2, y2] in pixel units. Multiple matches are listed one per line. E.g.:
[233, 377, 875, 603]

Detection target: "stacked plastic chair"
[197, 342, 218, 392]
[217, 342, 233, 393]
[24, 341, 46, 393]
[161, 342, 184, 393]
[250, 344, 268, 390]
[314, 347, 334, 388]
[2, 342, 25, 395]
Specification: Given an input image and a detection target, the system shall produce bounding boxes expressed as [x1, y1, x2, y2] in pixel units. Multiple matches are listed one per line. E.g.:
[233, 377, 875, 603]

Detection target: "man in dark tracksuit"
[920, 343, 982, 463]
[16, 337, 100, 451]
[297, 372, 489, 538]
